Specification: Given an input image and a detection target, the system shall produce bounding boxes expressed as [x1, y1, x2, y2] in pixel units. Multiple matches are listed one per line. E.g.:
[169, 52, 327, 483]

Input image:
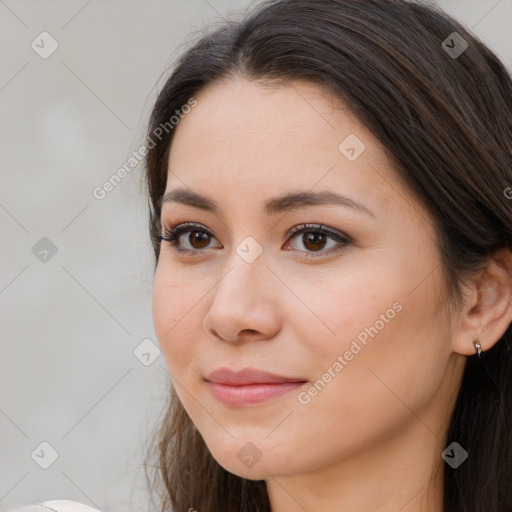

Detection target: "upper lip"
[205, 367, 307, 385]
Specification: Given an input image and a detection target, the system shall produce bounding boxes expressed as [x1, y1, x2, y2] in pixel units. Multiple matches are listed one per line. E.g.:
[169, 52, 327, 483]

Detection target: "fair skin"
[152, 78, 512, 512]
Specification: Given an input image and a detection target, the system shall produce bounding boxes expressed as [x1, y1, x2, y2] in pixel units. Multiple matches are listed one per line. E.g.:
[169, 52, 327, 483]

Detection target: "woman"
[142, 0, 512, 511]
[12, 0, 511, 511]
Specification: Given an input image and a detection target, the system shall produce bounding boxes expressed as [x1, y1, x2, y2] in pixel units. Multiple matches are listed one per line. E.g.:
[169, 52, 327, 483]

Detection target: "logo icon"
[32, 237, 58, 263]
[31, 32, 59, 59]
[338, 134, 365, 161]
[237, 442, 263, 468]
[236, 236, 263, 264]
[442, 441, 468, 468]
[442, 32, 468, 59]
[31, 441, 59, 469]
[133, 338, 161, 366]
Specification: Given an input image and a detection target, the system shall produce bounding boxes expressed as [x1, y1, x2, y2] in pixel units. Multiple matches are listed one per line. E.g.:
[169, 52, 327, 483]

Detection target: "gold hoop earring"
[473, 336, 482, 358]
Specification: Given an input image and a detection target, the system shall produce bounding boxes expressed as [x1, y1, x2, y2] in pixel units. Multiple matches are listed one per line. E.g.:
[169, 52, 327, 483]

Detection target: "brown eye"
[189, 231, 211, 249]
[159, 222, 222, 253]
[286, 223, 351, 258]
[302, 232, 327, 252]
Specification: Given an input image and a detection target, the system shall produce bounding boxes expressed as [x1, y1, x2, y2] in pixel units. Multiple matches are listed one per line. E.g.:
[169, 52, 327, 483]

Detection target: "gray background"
[1, 0, 510, 510]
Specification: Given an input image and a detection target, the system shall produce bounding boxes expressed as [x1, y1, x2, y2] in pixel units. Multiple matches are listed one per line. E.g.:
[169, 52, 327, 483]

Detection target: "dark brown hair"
[142, 1, 512, 510]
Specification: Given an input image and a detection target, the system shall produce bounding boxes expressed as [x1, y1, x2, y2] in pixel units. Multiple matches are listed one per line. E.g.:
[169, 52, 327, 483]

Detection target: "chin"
[212, 449, 279, 480]
[203, 433, 298, 480]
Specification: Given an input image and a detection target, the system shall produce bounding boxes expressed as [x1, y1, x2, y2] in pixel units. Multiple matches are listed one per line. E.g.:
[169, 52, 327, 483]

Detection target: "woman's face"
[152, 78, 463, 480]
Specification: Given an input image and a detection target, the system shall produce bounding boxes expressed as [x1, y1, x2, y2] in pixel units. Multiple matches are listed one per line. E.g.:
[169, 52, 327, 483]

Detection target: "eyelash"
[159, 222, 352, 259]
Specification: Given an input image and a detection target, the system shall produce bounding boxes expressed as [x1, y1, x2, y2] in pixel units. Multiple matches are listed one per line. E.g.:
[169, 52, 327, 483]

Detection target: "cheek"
[289, 258, 447, 415]
[274, 298, 447, 475]
[152, 266, 200, 369]
[284, 266, 398, 361]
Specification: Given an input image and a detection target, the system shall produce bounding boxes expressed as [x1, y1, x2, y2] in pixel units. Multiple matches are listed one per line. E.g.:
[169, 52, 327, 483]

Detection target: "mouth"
[204, 367, 308, 407]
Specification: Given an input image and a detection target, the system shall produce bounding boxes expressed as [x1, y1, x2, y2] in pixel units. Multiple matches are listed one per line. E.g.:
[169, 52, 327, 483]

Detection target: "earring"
[473, 336, 482, 358]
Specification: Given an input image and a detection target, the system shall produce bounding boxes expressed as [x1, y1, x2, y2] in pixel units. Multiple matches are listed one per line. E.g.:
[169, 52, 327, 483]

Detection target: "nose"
[202, 251, 282, 343]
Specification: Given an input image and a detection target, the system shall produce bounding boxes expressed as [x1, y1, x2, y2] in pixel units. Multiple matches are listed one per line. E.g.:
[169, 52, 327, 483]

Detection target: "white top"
[7, 500, 101, 512]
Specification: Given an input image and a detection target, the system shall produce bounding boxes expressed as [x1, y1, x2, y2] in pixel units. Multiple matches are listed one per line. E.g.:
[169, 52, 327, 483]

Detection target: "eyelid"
[287, 223, 349, 241]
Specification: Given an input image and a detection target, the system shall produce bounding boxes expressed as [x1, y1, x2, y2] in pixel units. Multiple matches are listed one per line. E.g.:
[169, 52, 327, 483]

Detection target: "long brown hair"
[142, 1, 512, 510]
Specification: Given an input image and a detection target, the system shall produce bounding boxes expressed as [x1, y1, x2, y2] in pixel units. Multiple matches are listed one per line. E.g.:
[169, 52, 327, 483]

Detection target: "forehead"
[171, 77, 354, 153]
[164, 78, 412, 221]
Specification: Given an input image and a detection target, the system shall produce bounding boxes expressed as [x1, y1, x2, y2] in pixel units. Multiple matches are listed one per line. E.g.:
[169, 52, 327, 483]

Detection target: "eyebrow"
[160, 188, 375, 218]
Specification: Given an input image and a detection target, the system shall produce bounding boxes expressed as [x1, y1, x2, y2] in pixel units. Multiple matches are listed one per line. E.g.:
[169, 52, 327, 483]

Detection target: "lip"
[206, 367, 306, 385]
[205, 367, 308, 407]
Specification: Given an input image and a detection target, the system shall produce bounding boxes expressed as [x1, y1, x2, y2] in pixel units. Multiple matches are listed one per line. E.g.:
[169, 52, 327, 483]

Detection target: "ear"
[452, 246, 512, 356]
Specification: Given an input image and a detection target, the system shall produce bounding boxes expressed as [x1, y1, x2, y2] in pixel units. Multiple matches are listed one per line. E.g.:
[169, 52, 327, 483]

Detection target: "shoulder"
[7, 501, 101, 512]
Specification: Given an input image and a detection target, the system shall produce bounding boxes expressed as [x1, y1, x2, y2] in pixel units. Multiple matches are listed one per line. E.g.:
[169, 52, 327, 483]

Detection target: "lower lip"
[206, 381, 307, 407]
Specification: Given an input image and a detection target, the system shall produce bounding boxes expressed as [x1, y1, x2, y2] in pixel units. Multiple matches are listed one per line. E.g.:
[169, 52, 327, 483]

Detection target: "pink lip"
[205, 367, 308, 407]
[207, 381, 306, 406]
